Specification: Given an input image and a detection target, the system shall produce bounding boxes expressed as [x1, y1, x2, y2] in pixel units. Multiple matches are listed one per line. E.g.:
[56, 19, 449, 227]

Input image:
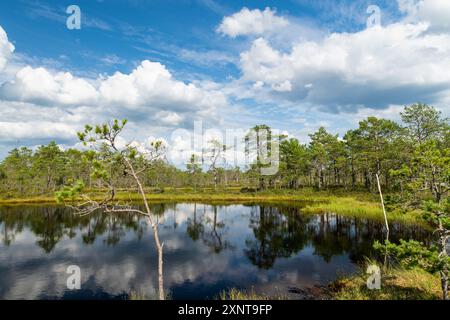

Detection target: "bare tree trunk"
[376, 173, 390, 241]
[214, 170, 218, 190]
[153, 224, 165, 300]
[351, 160, 356, 189]
[124, 158, 165, 300]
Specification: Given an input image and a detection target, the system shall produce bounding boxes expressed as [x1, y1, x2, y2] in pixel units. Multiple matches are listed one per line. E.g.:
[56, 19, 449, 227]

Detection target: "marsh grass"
[128, 291, 147, 300]
[128, 290, 172, 300]
[0, 187, 374, 204]
[302, 197, 425, 226]
[218, 288, 288, 300]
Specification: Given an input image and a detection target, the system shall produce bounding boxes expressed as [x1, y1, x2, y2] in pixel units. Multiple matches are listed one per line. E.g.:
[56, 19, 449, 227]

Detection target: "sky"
[0, 0, 449, 165]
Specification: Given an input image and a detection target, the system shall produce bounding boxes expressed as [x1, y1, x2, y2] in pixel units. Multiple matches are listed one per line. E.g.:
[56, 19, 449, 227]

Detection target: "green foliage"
[401, 103, 449, 144]
[374, 196, 450, 299]
[186, 154, 201, 173]
[279, 138, 310, 188]
[422, 198, 450, 230]
[55, 180, 85, 203]
[308, 127, 347, 189]
[374, 239, 446, 273]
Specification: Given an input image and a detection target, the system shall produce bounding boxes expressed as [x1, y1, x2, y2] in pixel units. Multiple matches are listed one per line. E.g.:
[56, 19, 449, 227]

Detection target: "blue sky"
[0, 0, 402, 78]
[0, 0, 449, 164]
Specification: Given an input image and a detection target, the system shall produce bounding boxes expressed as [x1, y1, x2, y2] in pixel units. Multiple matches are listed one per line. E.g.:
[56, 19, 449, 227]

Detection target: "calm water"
[0, 203, 431, 300]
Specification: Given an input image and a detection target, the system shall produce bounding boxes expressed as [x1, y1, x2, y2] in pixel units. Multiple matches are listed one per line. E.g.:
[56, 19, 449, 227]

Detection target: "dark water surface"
[0, 203, 431, 300]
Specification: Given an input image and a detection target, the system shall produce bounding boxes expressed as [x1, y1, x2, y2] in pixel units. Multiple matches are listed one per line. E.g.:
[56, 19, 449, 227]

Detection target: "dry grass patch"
[331, 267, 441, 300]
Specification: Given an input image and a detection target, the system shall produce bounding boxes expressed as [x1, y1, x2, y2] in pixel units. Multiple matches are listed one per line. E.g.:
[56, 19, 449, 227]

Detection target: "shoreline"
[0, 188, 357, 204]
[0, 190, 425, 226]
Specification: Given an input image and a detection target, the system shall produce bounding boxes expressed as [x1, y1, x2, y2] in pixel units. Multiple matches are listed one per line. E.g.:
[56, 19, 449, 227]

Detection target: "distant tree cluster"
[0, 103, 447, 198]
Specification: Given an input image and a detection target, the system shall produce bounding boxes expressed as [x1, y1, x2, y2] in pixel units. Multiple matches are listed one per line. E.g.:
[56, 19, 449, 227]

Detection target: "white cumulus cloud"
[0, 66, 99, 106]
[155, 111, 183, 126]
[399, 0, 450, 32]
[0, 25, 14, 71]
[0, 25, 229, 158]
[99, 60, 227, 111]
[239, 21, 450, 111]
[0, 121, 76, 141]
[217, 7, 288, 38]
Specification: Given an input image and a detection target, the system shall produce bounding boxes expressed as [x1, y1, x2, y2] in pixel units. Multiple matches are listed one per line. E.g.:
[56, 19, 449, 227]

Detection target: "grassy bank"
[330, 267, 442, 300]
[0, 188, 425, 225]
[301, 197, 424, 225]
[0, 187, 368, 205]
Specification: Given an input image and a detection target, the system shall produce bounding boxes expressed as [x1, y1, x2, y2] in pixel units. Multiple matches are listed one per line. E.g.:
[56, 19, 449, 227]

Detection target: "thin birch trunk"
[376, 173, 389, 240]
[124, 157, 165, 300]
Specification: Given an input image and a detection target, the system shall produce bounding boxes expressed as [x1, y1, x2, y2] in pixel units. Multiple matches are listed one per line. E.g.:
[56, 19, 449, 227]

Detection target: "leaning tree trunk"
[376, 173, 389, 241]
[376, 173, 390, 268]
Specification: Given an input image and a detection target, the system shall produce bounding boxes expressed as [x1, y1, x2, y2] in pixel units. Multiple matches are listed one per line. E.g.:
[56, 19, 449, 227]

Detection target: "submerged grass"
[330, 267, 442, 300]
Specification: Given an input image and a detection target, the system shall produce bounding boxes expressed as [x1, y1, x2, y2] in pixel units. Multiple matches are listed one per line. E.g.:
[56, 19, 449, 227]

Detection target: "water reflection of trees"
[244, 205, 431, 269]
[245, 206, 310, 269]
[0, 208, 26, 246]
[186, 204, 203, 241]
[0, 206, 147, 252]
[308, 213, 430, 263]
[308, 214, 384, 263]
[1, 204, 431, 267]
[1, 202, 236, 254]
[185, 204, 232, 253]
[202, 206, 233, 253]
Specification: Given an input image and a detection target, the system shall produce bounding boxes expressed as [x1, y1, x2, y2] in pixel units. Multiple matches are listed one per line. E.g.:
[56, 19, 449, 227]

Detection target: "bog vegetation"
[0, 103, 448, 299]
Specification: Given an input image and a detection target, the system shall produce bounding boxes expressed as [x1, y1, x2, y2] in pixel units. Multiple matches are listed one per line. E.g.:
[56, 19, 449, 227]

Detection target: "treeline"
[0, 103, 448, 198]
